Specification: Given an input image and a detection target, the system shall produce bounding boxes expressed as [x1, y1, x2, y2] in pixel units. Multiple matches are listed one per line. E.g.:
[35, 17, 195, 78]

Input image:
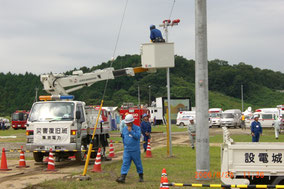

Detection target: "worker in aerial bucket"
[150, 24, 165, 43]
[116, 114, 144, 183]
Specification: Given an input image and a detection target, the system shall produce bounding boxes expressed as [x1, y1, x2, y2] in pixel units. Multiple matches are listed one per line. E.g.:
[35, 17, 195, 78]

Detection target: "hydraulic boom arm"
[40, 67, 149, 95]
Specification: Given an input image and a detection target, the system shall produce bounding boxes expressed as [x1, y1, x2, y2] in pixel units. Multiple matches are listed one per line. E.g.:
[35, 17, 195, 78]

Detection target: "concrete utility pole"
[195, 0, 210, 180]
[241, 84, 244, 112]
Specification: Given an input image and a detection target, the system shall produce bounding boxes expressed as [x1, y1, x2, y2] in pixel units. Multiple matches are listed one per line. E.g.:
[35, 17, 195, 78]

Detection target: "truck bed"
[221, 127, 284, 185]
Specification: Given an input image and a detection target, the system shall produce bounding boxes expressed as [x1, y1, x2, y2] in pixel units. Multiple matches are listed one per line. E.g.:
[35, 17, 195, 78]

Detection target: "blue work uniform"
[121, 124, 143, 175]
[251, 120, 262, 142]
[150, 28, 164, 42]
[141, 121, 151, 151]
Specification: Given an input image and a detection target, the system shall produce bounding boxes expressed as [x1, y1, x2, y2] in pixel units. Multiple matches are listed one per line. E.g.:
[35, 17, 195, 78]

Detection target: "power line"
[102, 0, 129, 100]
[168, 0, 176, 19]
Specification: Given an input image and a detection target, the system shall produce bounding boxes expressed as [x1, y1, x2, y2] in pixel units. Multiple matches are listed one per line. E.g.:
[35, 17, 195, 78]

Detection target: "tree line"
[0, 54, 284, 116]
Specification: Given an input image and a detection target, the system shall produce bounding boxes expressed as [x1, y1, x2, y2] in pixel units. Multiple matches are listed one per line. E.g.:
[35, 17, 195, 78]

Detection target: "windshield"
[209, 113, 221, 118]
[29, 102, 75, 122]
[221, 113, 234, 119]
[12, 112, 27, 121]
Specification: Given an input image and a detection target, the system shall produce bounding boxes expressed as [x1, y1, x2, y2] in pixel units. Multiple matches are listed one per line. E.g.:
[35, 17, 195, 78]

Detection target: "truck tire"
[33, 152, 44, 162]
[272, 176, 284, 185]
[75, 145, 86, 162]
[234, 123, 238, 128]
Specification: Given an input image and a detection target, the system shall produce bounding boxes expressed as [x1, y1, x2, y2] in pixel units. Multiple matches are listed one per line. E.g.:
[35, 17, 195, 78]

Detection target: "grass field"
[0, 128, 26, 143]
[210, 128, 284, 143]
[1, 126, 284, 143]
[35, 146, 222, 189]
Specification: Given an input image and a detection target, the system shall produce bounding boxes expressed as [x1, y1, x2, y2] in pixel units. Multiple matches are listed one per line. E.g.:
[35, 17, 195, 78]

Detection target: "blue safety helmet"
[142, 113, 149, 118]
[150, 24, 155, 30]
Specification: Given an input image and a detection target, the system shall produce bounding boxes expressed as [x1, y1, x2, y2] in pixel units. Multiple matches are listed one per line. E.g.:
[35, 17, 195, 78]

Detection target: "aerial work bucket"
[141, 43, 175, 69]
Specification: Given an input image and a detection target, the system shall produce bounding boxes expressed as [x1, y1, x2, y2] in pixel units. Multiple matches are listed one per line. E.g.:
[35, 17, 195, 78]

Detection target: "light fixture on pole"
[159, 18, 180, 157]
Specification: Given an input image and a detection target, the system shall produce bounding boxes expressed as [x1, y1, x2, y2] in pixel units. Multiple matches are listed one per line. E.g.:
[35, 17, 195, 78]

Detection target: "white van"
[220, 109, 242, 128]
[246, 108, 279, 128]
[209, 108, 223, 127]
[176, 111, 195, 126]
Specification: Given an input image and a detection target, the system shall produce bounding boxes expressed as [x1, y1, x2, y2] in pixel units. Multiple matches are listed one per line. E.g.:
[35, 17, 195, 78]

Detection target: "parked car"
[176, 111, 195, 126]
[220, 109, 242, 128]
[0, 117, 11, 130]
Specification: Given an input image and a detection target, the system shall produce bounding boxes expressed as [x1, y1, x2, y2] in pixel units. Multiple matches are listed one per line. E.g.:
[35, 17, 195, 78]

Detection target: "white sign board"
[34, 126, 70, 144]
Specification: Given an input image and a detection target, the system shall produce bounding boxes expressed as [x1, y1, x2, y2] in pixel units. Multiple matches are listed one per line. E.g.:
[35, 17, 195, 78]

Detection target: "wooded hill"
[1, 54, 284, 116]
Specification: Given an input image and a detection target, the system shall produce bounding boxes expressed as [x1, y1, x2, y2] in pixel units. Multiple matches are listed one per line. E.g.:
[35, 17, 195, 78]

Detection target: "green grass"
[151, 124, 187, 133]
[0, 128, 25, 136]
[35, 146, 222, 189]
[210, 128, 284, 143]
[0, 128, 26, 142]
[109, 136, 122, 142]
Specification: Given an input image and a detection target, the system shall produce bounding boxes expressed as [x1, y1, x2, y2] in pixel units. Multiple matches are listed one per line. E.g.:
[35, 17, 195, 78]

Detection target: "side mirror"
[76, 111, 81, 120]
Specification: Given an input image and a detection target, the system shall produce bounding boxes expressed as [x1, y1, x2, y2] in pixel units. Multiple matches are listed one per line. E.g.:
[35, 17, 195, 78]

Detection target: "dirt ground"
[0, 128, 250, 189]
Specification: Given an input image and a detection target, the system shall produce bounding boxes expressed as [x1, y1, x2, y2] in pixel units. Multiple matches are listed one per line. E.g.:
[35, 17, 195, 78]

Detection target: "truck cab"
[11, 110, 29, 130]
[26, 96, 109, 162]
[209, 108, 223, 127]
[220, 109, 242, 128]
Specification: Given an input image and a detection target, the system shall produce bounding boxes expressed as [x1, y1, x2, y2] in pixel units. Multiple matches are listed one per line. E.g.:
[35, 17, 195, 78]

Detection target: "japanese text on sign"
[245, 152, 282, 163]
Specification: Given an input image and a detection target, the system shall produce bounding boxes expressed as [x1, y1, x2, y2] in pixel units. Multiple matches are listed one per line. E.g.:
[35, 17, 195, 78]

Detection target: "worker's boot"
[116, 174, 126, 183]
[139, 173, 144, 182]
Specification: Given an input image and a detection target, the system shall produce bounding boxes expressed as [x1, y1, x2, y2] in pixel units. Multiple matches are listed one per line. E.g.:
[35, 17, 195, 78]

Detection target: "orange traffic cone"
[108, 140, 115, 158]
[160, 168, 169, 189]
[145, 139, 152, 158]
[0, 148, 12, 171]
[91, 148, 102, 172]
[45, 148, 57, 171]
[16, 147, 29, 168]
[68, 155, 75, 160]
[43, 157, 49, 163]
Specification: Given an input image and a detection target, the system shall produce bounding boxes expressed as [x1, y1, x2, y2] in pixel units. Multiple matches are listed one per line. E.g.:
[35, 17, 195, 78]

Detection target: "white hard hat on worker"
[124, 114, 134, 124]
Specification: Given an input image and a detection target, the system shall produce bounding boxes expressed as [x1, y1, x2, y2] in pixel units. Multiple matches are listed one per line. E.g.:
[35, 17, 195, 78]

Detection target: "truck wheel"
[75, 145, 86, 162]
[33, 152, 44, 162]
[91, 151, 97, 158]
[272, 176, 284, 185]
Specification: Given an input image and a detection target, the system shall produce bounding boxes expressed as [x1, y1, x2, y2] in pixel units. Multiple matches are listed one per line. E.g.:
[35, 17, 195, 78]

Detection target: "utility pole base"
[72, 175, 91, 181]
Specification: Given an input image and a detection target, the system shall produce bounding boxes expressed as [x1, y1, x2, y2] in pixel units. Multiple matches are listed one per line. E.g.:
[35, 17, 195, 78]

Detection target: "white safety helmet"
[124, 114, 134, 123]
[189, 117, 194, 121]
[253, 114, 259, 119]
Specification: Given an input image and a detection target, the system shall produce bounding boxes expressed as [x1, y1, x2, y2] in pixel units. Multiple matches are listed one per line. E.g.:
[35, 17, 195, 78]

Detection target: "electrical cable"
[168, 0, 176, 20]
[102, 0, 129, 100]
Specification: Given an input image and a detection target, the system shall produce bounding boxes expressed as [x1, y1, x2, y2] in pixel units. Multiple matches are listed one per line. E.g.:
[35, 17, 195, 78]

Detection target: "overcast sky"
[0, 0, 283, 75]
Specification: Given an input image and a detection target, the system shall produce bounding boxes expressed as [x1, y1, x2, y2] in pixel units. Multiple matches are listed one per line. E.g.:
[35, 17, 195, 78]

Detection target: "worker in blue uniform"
[141, 113, 151, 152]
[150, 25, 165, 42]
[116, 114, 144, 183]
[251, 115, 262, 142]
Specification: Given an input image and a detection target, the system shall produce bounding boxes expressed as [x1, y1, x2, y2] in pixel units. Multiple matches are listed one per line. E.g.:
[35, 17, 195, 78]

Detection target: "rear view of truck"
[221, 127, 284, 185]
